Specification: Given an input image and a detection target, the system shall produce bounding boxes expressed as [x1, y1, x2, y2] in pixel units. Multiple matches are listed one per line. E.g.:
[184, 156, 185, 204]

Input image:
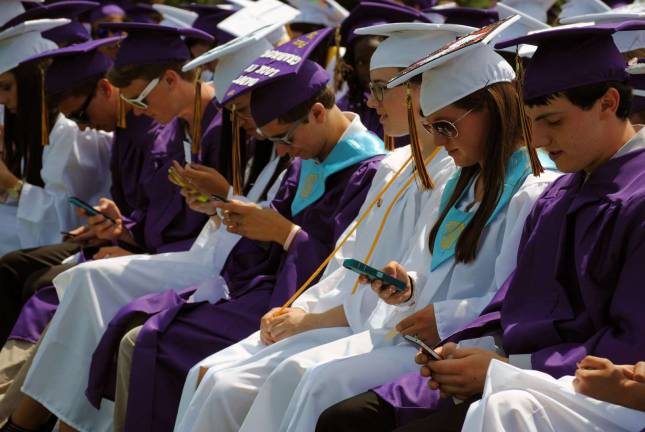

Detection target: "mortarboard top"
[0, 18, 68, 75]
[558, 0, 610, 21]
[501, 0, 556, 23]
[559, 11, 645, 53]
[1, 0, 45, 27]
[88, 4, 125, 23]
[496, 20, 645, 100]
[626, 58, 645, 112]
[2, 1, 96, 45]
[99, 22, 212, 68]
[287, 0, 349, 27]
[216, 0, 299, 45]
[152, 4, 197, 28]
[388, 16, 518, 116]
[355, 22, 475, 70]
[422, 6, 499, 28]
[214, 28, 333, 127]
[340, 1, 430, 46]
[604, 0, 634, 7]
[494, 3, 551, 57]
[182, 24, 276, 102]
[121, 2, 159, 24]
[23, 35, 122, 95]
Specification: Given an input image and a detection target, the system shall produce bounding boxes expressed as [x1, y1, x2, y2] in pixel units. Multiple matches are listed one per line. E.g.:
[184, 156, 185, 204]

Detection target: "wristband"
[283, 224, 301, 251]
[7, 179, 23, 201]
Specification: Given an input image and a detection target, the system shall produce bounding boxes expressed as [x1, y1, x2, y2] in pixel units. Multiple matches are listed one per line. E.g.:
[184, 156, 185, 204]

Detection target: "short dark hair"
[525, 81, 633, 120]
[47, 76, 100, 108]
[277, 86, 336, 124]
[107, 61, 196, 88]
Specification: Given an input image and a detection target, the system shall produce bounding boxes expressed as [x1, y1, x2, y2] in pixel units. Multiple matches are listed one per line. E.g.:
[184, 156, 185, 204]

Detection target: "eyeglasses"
[422, 108, 474, 138]
[120, 77, 160, 110]
[67, 90, 95, 124]
[368, 81, 388, 102]
[265, 115, 308, 146]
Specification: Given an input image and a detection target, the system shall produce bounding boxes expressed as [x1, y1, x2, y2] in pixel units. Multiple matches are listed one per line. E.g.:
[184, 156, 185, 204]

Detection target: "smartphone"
[403, 334, 442, 361]
[342, 259, 406, 292]
[68, 197, 116, 224]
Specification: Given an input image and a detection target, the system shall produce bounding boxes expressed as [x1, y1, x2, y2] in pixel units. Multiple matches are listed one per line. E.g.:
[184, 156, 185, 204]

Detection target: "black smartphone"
[68, 197, 116, 224]
[403, 334, 442, 361]
[342, 259, 406, 292]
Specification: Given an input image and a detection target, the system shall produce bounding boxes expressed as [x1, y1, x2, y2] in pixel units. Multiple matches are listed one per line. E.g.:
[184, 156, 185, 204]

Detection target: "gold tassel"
[514, 51, 543, 176]
[117, 95, 127, 129]
[406, 82, 433, 190]
[332, 26, 343, 92]
[230, 104, 243, 195]
[39, 63, 49, 146]
[384, 135, 395, 151]
[191, 66, 203, 156]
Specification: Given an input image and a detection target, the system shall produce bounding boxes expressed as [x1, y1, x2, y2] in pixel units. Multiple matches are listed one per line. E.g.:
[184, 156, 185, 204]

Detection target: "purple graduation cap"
[424, 6, 499, 28]
[24, 35, 123, 95]
[340, 1, 430, 46]
[2, 0, 97, 45]
[495, 21, 645, 100]
[88, 3, 125, 23]
[185, 5, 235, 44]
[121, 2, 160, 24]
[98, 22, 213, 67]
[221, 28, 335, 127]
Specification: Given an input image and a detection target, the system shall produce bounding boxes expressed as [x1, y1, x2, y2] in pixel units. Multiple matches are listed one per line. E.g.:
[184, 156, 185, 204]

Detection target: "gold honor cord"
[275, 154, 415, 315]
[350, 146, 441, 296]
[192, 67, 203, 156]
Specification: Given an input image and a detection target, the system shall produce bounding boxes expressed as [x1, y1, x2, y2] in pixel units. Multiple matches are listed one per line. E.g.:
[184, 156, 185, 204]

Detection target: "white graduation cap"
[183, 24, 276, 102]
[494, 3, 551, 57]
[355, 22, 476, 70]
[0, 18, 68, 75]
[560, 11, 645, 52]
[387, 15, 518, 116]
[558, 0, 611, 21]
[1, 0, 44, 27]
[152, 4, 198, 28]
[287, 0, 349, 27]
[502, 0, 556, 23]
[217, 0, 299, 45]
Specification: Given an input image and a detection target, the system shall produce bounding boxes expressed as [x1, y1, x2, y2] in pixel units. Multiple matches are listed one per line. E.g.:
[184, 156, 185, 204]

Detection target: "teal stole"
[291, 131, 385, 216]
[430, 148, 544, 271]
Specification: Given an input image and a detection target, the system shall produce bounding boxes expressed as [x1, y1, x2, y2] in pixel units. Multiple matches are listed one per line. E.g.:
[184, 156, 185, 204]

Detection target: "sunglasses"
[264, 115, 308, 146]
[67, 90, 95, 124]
[368, 81, 389, 102]
[120, 77, 160, 110]
[421, 108, 474, 138]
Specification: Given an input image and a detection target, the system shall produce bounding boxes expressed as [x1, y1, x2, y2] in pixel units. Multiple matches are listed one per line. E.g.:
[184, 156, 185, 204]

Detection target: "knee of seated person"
[119, 326, 143, 357]
[316, 397, 365, 432]
[0, 248, 26, 267]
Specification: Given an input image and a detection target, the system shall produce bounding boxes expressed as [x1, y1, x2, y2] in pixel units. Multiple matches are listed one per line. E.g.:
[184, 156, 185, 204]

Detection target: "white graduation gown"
[0, 114, 112, 255]
[463, 360, 645, 432]
[172, 146, 456, 432]
[179, 169, 559, 432]
[20, 156, 284, 432]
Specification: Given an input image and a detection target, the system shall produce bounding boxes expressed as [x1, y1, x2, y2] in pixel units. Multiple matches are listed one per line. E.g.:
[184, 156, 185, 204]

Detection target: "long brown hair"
[428, 81, 529, 263]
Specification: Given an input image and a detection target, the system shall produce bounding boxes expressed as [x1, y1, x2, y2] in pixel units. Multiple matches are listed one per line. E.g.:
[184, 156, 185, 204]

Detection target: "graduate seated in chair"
[462, 356, 645, 431]
[317, 20, 645, 432]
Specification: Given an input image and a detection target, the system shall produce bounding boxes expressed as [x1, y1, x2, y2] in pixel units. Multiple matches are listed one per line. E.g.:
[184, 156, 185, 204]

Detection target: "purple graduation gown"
[374, 148, 645, 426]
[85, 154, 383, 432]
[8, 101, 225, 343]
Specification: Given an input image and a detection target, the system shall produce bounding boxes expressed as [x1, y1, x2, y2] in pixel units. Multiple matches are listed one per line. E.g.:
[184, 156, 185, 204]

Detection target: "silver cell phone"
[403, 334, 442, 361]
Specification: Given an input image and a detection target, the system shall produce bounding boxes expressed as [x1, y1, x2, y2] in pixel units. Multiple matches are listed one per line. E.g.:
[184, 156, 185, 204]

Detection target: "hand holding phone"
[342, 259, 406, 292]
[68, 197, 116, 224]
[404, 334, 442, 361]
